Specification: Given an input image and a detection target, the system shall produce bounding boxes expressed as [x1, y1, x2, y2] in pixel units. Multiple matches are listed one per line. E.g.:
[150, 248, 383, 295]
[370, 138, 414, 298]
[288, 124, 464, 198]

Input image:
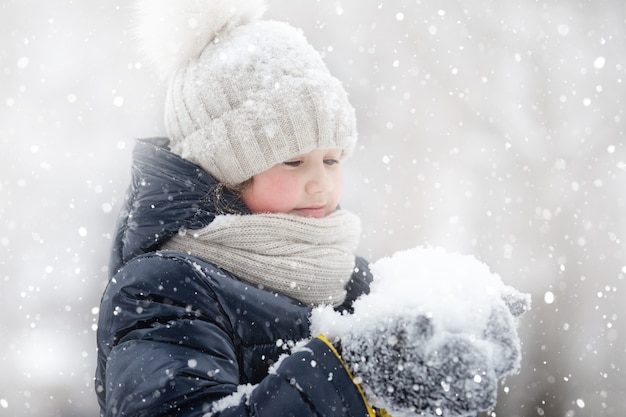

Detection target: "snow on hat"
[134, 0, 357, 186]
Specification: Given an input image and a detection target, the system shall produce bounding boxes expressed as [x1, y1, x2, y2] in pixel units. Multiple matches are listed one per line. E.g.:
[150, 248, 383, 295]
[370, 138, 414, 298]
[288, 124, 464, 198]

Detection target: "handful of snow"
[310, 246, 531, 417]
[366, 246, 528, 333]
[312, 246, 529, 341]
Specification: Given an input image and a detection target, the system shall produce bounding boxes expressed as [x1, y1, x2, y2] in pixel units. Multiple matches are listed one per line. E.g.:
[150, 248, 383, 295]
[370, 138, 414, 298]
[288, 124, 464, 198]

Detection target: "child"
[95, 1, 525, 416]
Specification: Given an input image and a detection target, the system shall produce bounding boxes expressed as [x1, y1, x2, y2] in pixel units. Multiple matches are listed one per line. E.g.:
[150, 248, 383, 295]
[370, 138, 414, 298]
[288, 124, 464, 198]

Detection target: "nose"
[305, 163, 334, 195]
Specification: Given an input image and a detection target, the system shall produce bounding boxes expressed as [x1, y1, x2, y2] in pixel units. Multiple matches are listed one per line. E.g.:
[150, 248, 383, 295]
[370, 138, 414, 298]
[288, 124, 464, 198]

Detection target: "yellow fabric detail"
[315, 334, 393, 417]
[374, 407, 393, 417]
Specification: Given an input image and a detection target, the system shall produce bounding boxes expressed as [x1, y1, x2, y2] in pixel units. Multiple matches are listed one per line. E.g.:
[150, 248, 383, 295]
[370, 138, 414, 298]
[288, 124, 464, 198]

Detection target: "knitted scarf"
[161, 210, 361, 307]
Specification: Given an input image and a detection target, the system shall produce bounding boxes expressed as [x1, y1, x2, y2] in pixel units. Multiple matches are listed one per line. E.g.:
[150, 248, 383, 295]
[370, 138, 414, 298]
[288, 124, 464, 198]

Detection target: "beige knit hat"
[134, 0, 357, 186]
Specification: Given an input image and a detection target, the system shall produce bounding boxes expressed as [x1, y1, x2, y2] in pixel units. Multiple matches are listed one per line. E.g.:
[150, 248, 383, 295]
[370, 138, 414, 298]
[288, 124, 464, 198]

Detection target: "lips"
[292, 206, 327, 218]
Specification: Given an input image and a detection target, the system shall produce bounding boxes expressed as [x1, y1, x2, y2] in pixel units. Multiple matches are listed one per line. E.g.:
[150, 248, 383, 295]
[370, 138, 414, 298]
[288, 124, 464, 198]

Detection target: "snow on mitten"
[310, 246, 531, 417]
[364, 246, 530, 383]
[485, 285, 531, 377]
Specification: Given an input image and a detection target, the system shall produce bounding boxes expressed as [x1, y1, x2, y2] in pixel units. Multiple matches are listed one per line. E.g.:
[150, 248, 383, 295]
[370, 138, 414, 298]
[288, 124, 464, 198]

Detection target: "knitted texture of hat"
[164, 19, 357, 185]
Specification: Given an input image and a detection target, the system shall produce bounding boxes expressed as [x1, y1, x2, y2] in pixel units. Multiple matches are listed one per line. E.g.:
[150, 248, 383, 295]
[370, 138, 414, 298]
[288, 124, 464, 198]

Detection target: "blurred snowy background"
[1, 0, 624, 416]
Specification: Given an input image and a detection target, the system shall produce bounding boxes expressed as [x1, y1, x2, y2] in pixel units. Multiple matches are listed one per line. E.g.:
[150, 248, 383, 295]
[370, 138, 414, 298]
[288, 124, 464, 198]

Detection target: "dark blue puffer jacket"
[95, 139, 374, 416]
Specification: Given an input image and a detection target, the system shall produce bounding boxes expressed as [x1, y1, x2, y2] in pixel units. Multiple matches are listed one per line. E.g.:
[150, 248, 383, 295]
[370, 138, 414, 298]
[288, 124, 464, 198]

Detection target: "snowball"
[357, 246, 509, 335]
[312, 246, 526, 343]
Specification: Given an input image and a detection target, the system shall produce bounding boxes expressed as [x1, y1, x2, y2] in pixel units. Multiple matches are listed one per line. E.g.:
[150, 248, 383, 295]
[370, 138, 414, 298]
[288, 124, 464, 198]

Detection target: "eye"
[283, 160, 302, 167]
[324, 158, 340, 166]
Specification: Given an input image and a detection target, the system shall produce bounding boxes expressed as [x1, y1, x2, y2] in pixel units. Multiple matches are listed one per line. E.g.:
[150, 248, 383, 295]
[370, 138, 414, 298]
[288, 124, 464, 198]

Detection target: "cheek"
[332, 171, 344, 202]
[241, 173, 298, 213]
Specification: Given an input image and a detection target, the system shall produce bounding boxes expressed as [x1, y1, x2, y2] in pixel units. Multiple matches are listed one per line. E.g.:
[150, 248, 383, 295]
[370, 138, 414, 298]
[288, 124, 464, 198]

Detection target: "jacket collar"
[109, 138, 249, 275]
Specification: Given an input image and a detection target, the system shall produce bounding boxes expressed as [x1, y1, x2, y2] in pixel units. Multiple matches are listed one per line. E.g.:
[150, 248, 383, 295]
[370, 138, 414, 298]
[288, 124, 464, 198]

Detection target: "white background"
[1, 0, 624, 415]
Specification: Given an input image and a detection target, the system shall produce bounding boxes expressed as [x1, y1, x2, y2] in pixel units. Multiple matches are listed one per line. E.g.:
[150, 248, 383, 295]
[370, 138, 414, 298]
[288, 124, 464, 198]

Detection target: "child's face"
[240, 148, 344, 218]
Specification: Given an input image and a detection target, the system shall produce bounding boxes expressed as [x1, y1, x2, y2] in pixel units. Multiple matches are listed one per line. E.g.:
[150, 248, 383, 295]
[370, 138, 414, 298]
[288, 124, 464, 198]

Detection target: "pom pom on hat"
[134, 0, 357, 186]
[133, 0, 268, 77]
